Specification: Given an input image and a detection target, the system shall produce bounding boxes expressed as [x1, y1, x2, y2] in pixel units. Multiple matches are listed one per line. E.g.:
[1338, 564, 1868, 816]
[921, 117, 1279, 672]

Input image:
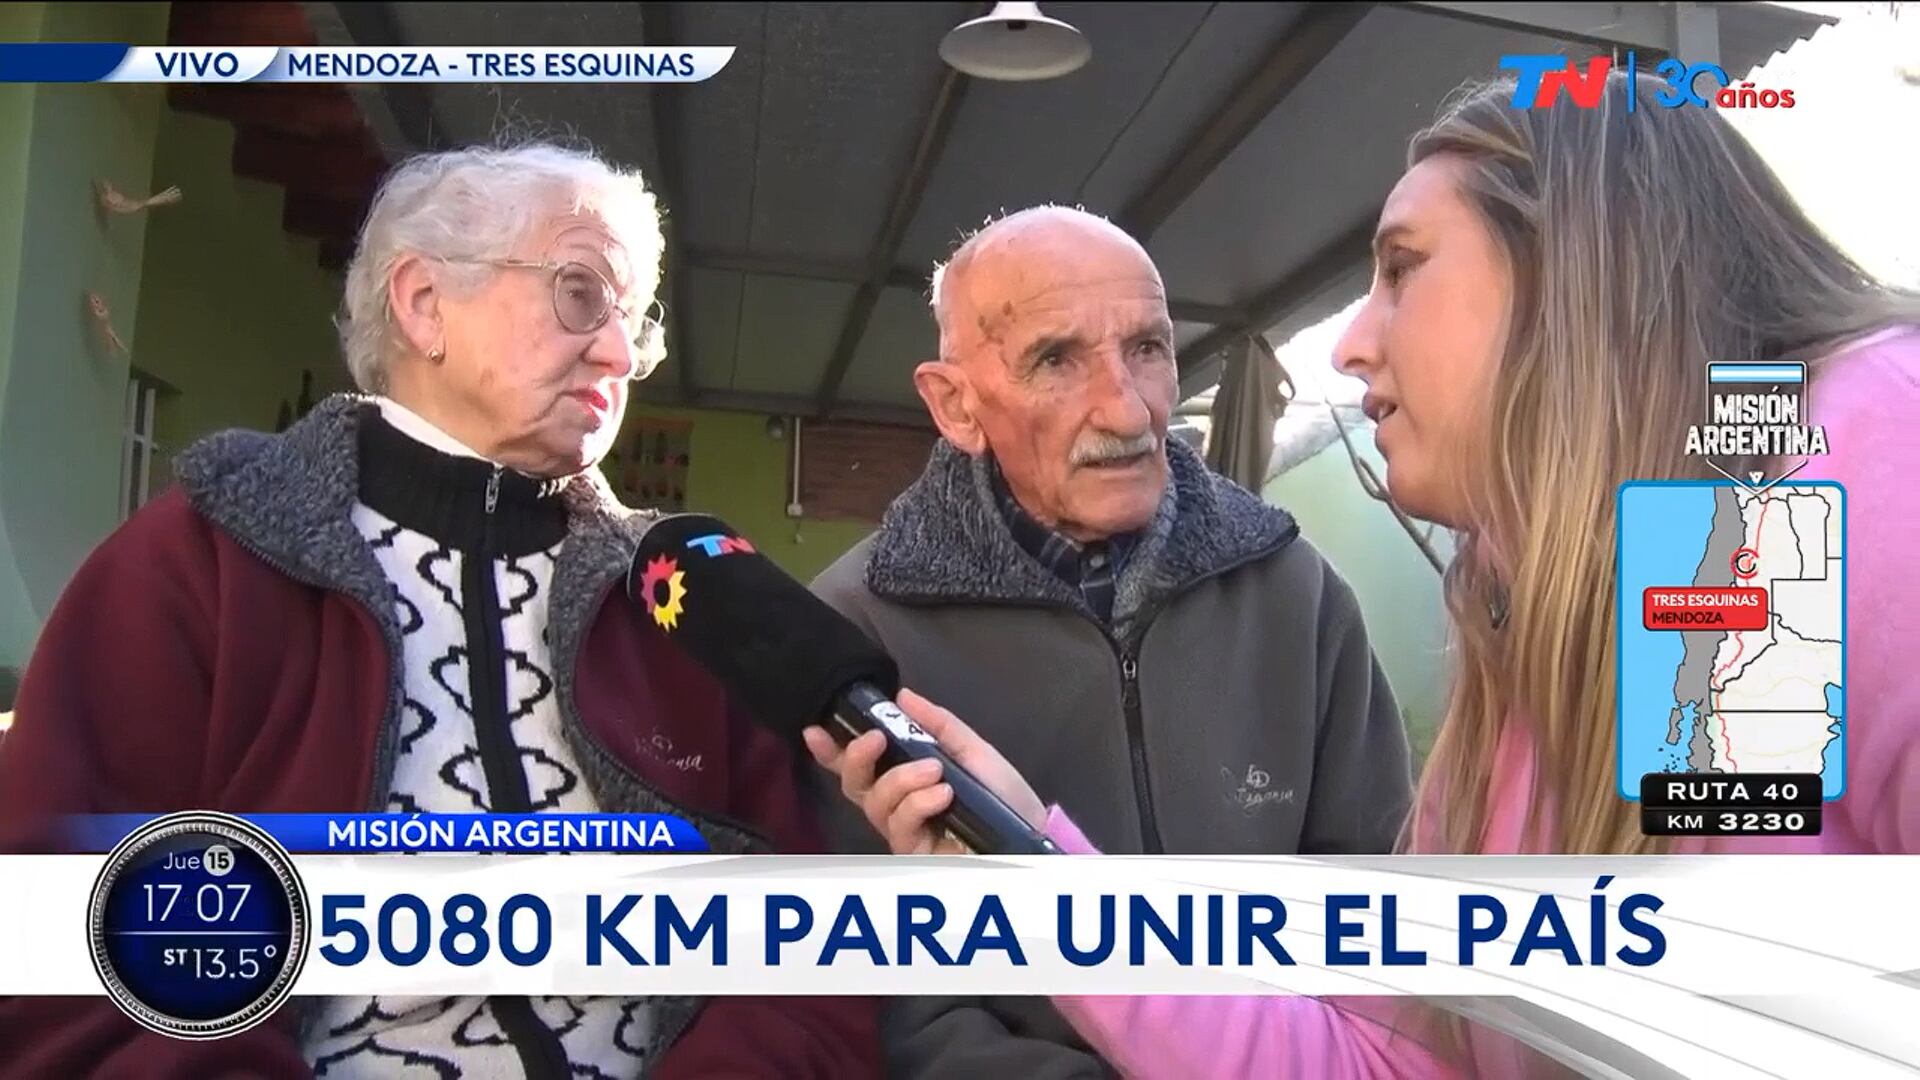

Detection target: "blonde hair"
[1404, 74, 1920, 855]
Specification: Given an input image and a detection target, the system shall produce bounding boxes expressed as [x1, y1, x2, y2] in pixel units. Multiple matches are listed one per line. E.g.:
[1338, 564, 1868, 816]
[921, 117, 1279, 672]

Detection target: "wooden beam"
[683, 245, 1237, 326]
[1392, 2, 1683, 54]
[1176, 216, 1376, 390]
[170, 85, 367, 140]
[297, 3, 426, 160]
[1169, 299, 1245, 326]
[233, 127, 388, 200]
[1116, 3, 1374, 241]
[640, 2, 699, 404]
[322, 1, 442, 150]
[169, 1, 315, 46]
[636, 384, 935, 431]
[684, 247, 927, 292]
[812, 4, 986, 416]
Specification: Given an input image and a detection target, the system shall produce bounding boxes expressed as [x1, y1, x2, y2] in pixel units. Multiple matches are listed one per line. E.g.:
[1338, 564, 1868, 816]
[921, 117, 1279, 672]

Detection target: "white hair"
[927, 250, 964, 356]
[337, 141, 664, 393]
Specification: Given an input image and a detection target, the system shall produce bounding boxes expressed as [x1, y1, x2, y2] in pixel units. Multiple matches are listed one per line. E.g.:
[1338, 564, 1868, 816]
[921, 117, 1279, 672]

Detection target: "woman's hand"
[803, 688, 1048, 855]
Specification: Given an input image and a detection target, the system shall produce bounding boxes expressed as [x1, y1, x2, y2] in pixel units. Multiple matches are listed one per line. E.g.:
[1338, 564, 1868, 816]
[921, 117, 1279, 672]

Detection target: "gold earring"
[428, 345, 445, 363]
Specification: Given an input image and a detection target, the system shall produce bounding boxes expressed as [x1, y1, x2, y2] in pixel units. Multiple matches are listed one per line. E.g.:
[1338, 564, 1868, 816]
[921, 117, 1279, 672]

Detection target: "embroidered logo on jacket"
[1223, 764, 1295, 816]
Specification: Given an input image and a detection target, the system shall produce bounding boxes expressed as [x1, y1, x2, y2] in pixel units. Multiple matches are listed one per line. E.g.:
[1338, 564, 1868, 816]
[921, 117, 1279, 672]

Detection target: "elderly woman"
[0, 143, 879, 1078]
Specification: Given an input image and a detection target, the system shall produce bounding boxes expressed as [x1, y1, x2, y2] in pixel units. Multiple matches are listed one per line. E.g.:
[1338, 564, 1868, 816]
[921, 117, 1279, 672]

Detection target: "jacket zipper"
[224, 495, 773, 1065]
[1115, 532, 1305, 854]
[880, 591, 1172, 853]
[1104, 553, 1273, 856]
[466, 465, 570, 1080]
[890, 531, 1298, 858]
[466, 468, 531, 810]
[1105, 589, 1200, 857]
[1112, 647, 1163, 854]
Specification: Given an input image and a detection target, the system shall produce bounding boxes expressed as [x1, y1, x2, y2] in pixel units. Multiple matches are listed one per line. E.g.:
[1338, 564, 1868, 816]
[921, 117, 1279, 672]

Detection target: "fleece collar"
[170, 395, 658, 811]
[171, 394, 646, 587]
[865, 436, 1299, 628]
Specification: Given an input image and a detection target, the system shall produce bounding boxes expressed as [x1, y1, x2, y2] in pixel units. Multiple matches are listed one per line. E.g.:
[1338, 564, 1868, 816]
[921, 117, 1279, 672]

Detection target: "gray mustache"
[1070, 431, 1159, 467]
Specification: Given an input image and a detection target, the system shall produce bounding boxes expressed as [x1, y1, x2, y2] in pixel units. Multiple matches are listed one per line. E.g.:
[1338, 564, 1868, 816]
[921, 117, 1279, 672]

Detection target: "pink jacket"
[1044, 325, 1920, 1078]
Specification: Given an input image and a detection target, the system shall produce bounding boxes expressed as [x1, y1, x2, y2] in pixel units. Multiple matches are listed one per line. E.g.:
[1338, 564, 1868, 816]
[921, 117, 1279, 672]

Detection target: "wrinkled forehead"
[958, 232, 1166, 345]
[527, 213, 641, 295]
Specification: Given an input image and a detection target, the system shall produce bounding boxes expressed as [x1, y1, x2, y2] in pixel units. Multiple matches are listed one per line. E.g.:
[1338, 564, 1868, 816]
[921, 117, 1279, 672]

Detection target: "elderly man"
[0, 143, 878, 1078]
[811, 205, 1413, 1076]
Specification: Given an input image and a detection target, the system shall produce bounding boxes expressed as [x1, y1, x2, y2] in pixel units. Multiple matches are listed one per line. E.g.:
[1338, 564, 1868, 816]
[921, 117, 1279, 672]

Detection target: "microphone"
[629, 512, 1061, 855]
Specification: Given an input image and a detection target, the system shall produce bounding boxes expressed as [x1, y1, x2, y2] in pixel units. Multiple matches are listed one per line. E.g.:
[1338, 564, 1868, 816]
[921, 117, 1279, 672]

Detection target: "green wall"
[625, 403, 876, 583]
[0, 5, 48, 671]
[0, 2, 47, 415]
[1264, 436, 1455, 764]
[0, 1, 363, 669]
[0, 2, 170, 668]
[132, 107, 353, 492]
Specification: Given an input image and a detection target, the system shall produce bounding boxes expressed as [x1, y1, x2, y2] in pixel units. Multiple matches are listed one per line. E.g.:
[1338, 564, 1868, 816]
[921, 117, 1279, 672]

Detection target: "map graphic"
[1617, 482, 1845, 798]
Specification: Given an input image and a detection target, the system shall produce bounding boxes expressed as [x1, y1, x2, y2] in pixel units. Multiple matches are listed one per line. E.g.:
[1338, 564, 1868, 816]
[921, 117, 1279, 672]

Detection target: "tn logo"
[685, 533, 756, 557]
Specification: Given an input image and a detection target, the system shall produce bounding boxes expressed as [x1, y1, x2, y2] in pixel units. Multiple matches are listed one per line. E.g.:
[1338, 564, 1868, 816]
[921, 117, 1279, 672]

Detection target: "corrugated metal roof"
[311, 1, 1835, 426]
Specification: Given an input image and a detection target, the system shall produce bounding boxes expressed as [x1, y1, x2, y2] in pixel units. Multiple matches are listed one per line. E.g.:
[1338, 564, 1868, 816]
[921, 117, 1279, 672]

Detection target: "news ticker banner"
[21, 849, 1920, 996]
[0, 45, 734, 84]
[4, 812, 1916, 1072]
[63, 812, 710, 854]
[9, 810, 1919, 1003]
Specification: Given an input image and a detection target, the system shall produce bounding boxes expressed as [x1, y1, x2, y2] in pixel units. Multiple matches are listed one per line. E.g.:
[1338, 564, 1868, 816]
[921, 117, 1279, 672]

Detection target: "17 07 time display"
[88, 812, 309, 1039]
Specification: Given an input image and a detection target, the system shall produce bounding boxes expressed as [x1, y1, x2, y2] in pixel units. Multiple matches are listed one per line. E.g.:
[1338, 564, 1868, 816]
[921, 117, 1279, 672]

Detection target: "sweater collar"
[864, 436, 1300, 621]
[170, 393, 649, 591]
[375, 397, 488, 461]
[356, 406, 569, 556]
[985, 454, 1139, 576]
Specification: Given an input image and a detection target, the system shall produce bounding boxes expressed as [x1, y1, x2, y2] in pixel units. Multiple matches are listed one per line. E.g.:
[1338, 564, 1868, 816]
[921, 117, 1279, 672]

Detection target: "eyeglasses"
[447, 258, 667, 374]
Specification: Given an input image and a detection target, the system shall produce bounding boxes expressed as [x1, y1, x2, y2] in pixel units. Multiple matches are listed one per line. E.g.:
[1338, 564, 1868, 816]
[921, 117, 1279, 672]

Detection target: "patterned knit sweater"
[300, 401, 653, 1079]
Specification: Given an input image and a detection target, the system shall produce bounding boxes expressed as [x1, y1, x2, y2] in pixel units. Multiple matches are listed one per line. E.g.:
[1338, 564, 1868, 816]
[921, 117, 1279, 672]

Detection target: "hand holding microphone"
[801, 690, 1047, 857]
[630, 513, 1060, 855]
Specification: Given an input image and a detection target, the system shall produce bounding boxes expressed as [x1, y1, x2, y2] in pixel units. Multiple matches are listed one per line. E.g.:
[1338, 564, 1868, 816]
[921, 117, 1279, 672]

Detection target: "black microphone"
[629, 512, 1061, 855]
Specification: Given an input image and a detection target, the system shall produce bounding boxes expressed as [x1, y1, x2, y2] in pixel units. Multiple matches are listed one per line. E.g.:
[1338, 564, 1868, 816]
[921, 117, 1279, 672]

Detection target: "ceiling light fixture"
[939, 2, 1091, 82]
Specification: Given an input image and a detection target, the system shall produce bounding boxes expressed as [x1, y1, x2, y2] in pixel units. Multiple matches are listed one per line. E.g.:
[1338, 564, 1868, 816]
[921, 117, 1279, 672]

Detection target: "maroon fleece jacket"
[0, 482, 880, 1078]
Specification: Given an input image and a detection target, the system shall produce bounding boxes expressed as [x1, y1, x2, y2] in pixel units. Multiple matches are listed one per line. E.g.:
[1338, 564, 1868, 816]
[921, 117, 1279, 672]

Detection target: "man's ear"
[386, 253, 443, 359]
[914, 360, 986, 455]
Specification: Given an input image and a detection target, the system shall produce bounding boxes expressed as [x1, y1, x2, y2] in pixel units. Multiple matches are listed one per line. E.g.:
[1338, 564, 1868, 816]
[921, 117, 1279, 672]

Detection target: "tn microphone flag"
[630, 513, 899, 743]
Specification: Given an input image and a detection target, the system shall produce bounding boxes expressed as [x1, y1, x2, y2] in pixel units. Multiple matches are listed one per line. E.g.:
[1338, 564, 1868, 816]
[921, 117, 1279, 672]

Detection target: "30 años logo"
[1500, 53, 1795, 111]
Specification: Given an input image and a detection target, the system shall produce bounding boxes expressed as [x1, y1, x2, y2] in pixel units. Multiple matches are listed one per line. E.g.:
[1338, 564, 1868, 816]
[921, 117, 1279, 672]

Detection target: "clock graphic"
[87, 811, 309, 1039]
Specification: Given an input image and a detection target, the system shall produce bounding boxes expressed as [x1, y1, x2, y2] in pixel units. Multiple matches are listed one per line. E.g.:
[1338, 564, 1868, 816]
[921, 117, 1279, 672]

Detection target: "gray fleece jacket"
[810, 436, 1414, 1079]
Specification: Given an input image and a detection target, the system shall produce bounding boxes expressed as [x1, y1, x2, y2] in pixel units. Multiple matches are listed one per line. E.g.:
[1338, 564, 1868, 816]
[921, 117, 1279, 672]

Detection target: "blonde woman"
[807, 72, 1920, 1077]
